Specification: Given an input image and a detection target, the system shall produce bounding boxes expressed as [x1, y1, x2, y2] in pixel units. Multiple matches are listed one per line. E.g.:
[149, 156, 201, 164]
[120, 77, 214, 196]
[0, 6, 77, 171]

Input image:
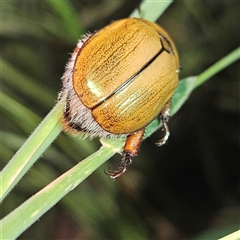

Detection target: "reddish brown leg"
[105, 129, 145, 179]
[156, 100, 171, 146]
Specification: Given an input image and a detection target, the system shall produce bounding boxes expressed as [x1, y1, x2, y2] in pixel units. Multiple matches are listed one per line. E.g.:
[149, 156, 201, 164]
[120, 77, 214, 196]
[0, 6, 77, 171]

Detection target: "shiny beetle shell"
[62, 18, 179, 135]
[60, 18, 179, 178]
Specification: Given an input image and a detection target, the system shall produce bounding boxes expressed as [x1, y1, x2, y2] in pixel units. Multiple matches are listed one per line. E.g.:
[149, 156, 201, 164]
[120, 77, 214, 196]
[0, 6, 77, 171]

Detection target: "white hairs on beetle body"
[59, 33, 127, 140]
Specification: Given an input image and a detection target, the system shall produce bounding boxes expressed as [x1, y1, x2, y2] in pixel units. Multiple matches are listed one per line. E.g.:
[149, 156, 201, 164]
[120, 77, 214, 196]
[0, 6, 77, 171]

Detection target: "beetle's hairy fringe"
[59, 35, 126, 140]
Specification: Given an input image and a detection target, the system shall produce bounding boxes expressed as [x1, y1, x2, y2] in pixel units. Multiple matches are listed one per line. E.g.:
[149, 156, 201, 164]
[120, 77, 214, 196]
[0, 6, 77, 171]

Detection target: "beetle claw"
[105, 151, 133, 179]
[156, 121, 170, 146]
[156, 103, 171, 147]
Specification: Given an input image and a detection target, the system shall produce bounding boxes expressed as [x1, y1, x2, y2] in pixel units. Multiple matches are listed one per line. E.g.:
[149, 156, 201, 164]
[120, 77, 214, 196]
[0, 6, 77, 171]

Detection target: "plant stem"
[194, 47, 240, 88]
[0, 99, 63, 202]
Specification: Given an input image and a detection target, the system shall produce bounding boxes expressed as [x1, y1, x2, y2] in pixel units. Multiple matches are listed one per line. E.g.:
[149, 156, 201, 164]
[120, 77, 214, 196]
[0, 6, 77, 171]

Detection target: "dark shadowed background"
[1, 1, 239, 239]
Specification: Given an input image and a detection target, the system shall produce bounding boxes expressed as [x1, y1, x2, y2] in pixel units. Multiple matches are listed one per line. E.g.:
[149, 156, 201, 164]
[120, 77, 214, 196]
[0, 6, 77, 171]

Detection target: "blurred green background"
[1, 1, 239, 239]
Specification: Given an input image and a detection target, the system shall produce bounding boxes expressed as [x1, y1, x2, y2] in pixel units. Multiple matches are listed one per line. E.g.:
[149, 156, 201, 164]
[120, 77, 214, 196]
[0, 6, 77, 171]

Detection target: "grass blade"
[130, 0, 173, 21]
[194, 47, 240, 88]
[0, 73, 201, 239]
[1, 43, 239, 240]
[0, 98, 62, 202]
[1, 145, 117, 240]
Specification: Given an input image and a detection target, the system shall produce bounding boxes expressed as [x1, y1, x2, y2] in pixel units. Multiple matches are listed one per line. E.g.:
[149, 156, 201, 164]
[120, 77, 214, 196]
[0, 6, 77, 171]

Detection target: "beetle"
[59, 18, 179, 179]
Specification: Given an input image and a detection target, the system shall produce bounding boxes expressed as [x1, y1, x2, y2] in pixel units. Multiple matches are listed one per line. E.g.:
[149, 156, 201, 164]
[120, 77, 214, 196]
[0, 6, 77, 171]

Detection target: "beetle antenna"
[104, 151, 133, 179]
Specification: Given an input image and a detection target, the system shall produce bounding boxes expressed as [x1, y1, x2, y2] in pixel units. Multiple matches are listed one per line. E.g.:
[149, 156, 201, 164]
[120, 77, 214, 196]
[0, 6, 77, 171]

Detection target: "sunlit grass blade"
[0, 98, 63, 202]
[0, 71, 213, 240]
[219, 230, 240, 240]
[194, 46, 240, 88]
[130, 0, 173, 21]
[195, 225, 240, 240]
[1, 145, 117, 240]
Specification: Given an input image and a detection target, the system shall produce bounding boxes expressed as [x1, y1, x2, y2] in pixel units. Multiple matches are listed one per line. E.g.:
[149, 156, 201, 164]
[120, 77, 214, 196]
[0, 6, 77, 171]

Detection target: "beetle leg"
[156, 100, 171, 146]
[105, 129, 145, 179]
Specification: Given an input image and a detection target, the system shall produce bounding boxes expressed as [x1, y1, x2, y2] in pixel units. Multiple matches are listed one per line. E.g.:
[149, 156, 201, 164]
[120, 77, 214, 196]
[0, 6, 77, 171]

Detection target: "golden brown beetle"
[59, 18, 179, 178]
